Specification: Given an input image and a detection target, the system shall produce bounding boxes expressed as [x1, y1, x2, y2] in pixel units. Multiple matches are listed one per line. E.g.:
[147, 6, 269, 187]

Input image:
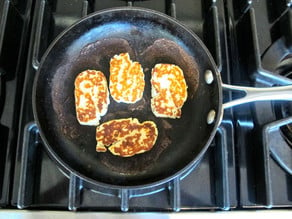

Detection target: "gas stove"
[0, 0, 291, 214]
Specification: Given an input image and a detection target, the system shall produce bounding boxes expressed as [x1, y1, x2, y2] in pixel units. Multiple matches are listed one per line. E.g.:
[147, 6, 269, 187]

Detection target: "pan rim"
[32, 6, 223, 189]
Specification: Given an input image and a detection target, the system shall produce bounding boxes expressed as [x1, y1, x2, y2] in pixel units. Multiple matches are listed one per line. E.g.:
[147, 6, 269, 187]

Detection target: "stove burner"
[263, 117, 292, 175]
[267, 55, 292, 174]
[277, 103, 292, 147]
[259, 36, 292, 175]
[274, 56, 292, 147]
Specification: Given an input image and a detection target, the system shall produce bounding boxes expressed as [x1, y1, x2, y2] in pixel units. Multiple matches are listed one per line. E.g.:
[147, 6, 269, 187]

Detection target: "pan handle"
[222, 84, 292, 109]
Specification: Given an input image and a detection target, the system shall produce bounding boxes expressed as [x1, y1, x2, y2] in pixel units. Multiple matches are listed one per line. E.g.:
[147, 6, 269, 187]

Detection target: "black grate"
[11, 0, 237, 212]
[0, 0, 33, 206]
[2, 0, 289, 213]
[226, 0, 292, 208]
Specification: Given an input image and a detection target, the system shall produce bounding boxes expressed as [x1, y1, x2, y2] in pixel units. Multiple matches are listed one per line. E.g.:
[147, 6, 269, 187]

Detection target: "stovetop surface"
[0, 0, 291, 212]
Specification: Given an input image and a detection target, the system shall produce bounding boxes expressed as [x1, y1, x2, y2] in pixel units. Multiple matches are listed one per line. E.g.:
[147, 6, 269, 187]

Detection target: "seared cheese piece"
[109, 53, 145, 103]
[96, 118, 158, 157]
[74, 70, 110, 125]
[151, 64, 188, 118]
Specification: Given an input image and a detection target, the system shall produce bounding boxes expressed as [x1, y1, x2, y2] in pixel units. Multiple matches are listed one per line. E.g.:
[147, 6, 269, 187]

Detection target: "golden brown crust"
[96, 118, 158, 157]
[151, 64, 188, 118]
[109, 53, 145, 103]
[74, 70, 109, 125]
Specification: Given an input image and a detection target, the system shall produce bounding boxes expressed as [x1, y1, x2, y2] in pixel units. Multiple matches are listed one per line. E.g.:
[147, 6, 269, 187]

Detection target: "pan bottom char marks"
[69, 37, 199, 164]
[36, 8, 216, 186]
[52, 38, 135, 139]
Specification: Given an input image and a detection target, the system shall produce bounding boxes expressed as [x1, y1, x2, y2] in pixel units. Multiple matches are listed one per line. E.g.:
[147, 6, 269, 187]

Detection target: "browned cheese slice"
[74, 70, 110, 126]
[109, 53, 145, 103]
[96, 118, 158, 157]
[151, 64, 188, 118]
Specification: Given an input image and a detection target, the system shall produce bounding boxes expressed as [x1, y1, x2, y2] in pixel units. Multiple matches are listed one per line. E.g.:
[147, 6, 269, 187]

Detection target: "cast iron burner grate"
[0, 0, 33, 206]
[275, 56, 292, 148]
[16, 121, 234, 211]
[11, 0, 237, 212]
[267, 55, 292, 175]
[226, 0, 292, 208]
[259, 34, 292, 176]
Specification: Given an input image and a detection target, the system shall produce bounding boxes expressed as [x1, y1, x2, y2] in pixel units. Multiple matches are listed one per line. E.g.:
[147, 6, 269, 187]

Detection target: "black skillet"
[33, 7, 292, 188]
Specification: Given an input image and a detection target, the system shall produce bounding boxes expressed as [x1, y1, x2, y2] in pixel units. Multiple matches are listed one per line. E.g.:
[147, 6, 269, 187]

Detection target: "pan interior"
[34, 8, 220, 187]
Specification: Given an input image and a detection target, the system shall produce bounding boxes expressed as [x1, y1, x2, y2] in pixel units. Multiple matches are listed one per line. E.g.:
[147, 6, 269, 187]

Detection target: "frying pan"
[33, 7, 292, 188]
